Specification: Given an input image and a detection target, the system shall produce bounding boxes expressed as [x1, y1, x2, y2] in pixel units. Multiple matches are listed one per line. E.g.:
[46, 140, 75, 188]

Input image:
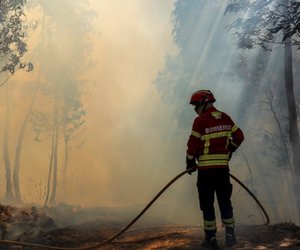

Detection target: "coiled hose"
[0, 168, 269, 249]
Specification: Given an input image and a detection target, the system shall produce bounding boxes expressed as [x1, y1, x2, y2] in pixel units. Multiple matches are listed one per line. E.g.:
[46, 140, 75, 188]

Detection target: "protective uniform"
[186, 90, 244, 248]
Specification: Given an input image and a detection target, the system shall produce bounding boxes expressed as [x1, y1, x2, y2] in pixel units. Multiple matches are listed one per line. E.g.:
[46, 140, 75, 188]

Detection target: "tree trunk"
[284, 28, 300, 218]
[285, 42, 300, 170]
[13, 83, 40, 203]
[3, 84, 14, 203]
[49, 121, 59, 206]
[44, 126, 55, 207]
[62, 114, 69, 189]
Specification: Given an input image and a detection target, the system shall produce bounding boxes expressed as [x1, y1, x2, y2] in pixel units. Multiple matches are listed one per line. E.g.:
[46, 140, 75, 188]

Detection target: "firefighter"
[186, 90, 244, 249]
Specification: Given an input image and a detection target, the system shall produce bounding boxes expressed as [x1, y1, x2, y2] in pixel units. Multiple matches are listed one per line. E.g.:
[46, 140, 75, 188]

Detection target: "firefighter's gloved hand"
[228, 143, 238, 160]
[186, 165, 196, 175]
[228, 143, 238, 153]
[186, 157, 197, 175]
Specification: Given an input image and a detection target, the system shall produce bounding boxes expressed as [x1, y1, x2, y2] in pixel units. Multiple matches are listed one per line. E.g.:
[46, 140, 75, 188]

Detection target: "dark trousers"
[197, 168, 234, 237]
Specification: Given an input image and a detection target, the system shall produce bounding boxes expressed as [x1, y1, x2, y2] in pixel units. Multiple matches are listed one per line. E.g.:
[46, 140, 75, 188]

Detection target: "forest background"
[0, 0, 299, 227]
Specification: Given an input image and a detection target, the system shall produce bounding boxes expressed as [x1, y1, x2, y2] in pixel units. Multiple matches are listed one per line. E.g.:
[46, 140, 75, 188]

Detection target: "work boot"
[201, 236, 219, 249]
[225, 228, 237, 247]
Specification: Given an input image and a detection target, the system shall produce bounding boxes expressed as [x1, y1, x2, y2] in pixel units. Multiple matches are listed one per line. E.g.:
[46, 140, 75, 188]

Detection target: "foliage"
[225, 0, 300, 50]
[172, 0, 207, 49]
[30, 0, 94, 144]
[0, 0, 33, 81]
[27, 0, 94, 205]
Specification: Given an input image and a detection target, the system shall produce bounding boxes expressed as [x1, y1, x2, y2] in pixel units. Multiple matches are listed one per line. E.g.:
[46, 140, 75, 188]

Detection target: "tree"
[61, 89, 86, 188]
[155, 1, 231, 128]
[2, 84, 14, 202]
[0, 0, 36, 204]
[0, 0, 93, 205]
[0, 0, 33, 86]
[27, 0, 93, 206]
[10, 13, 45, 204]
[225, 0, 300, 50]
[13, 81, 40, 203]
[226, 0, 300, 213]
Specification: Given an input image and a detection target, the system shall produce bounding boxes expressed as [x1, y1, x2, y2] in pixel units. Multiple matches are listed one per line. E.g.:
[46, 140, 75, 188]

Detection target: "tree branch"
[0, 74, 11, 87]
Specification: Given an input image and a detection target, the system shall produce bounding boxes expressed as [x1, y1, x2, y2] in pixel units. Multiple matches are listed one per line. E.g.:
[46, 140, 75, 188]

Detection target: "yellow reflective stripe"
[204, 139, 210, 154]
[186, 154, 194, 160]
[232, 125, 238, 133]
[230, 141, 238, 147]
[198, 160, 229, 166]
[200, 154, 229, 160]
[201, 131, 231, 140]
[211, 111, 222, 118]
[201, 131, 231, 156]
[222, 217, 235, 228]
[204, 220, 216, 231]
[191, 130, 201, 138]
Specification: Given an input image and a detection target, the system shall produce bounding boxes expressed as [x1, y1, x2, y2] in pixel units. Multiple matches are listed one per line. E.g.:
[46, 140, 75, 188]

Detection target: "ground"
[1, 204, 300, 249]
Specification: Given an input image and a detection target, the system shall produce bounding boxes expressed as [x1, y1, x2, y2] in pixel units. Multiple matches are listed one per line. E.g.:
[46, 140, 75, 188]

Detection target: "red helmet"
[189, 90, 215, 105]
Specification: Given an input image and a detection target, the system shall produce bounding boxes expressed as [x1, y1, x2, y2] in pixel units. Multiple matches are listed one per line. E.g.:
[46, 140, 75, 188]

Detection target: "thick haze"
[0, 0, 299, 227]
[1, 0, 189, 222]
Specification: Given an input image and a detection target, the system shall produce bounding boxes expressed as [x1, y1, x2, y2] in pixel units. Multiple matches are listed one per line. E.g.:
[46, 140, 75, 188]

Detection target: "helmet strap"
[194, 102, 207, 114]
[203, 103, 208, 111]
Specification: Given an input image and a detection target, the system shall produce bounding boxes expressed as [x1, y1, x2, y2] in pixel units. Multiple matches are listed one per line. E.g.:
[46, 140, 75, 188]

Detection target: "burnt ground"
[1, 204, 300, 249]
[31, 222, 300, 249]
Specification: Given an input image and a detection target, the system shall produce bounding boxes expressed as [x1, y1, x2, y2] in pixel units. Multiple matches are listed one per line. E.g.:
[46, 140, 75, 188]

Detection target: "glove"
[228, 142, 238, 160]
[227, 140, 238, 154]
[186, 157, 197, 175]
[228, 143, 238, 153]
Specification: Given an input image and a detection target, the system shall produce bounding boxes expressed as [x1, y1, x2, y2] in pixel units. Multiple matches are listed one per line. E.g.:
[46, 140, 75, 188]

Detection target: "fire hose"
[0, 167, 269, 249]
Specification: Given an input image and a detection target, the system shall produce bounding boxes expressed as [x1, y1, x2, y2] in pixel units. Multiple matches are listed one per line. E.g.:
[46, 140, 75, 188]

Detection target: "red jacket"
[186, 106, 244, 169]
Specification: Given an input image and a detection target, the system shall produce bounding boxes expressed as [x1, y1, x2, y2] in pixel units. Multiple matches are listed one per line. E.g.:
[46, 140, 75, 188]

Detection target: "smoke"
[66, 0, 179, 206]
[1, 0, 299, 228]
[154, 0, 300, 225]
[1, 0, 184, 220]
